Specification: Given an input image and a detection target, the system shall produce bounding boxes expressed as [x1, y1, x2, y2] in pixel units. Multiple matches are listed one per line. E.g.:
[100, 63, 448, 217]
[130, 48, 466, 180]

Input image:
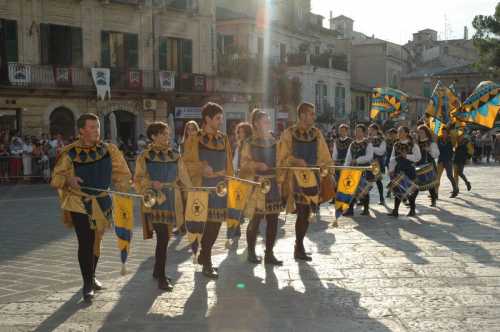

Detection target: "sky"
[311, 0, 498, 45]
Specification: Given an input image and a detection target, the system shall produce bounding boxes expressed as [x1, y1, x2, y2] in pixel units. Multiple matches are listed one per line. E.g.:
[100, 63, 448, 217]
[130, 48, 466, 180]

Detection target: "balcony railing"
[0, 63, 208, 93]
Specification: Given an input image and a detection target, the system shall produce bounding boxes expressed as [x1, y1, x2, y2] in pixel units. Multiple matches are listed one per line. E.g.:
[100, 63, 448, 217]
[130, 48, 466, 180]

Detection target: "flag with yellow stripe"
[335, 169, 362, 219]
[113, 194, 134, 275]
[227, 178, 253, 239]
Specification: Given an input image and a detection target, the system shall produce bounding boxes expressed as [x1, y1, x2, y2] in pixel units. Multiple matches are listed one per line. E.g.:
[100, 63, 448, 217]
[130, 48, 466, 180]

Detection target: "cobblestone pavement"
[1, 165, 500, 331]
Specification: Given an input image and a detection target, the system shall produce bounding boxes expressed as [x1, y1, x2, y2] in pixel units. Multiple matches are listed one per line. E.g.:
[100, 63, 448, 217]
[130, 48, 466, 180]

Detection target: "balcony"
[0, 63, 208, 94]
[286, 53, 348, 72]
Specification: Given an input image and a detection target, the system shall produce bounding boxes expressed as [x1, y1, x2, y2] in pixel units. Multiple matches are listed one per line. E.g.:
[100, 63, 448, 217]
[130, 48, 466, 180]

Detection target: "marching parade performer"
[368, 123, 386, 205]
[51, 113, 131, 302]
[388, 126, 421, 217]
[134, 122, 192, 291]
[182, 102, 233, 278]
[436, 127, 459, 198]
[416, 124, 440, 207]
[278, 102, 334, 262]
[240, 109, 283, 265]
[344, 124, 374, 216]
[384, 128, 398, 198]
[332, 123, 353, 202]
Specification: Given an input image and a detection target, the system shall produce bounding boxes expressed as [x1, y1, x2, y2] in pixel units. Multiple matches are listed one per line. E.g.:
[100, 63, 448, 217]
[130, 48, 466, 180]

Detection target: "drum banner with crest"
[335, 169, 363, 219]
[185, 191, 210, 245]
[113, 194, 134, 275]
[227, 178, 253, 239]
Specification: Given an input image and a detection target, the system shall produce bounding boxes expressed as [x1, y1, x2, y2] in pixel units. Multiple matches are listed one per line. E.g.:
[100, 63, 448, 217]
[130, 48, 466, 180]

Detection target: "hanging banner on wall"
[8, 63, 32, 85]
[53, 66, 73, 86]
[91, 68, 111, 100]
[128, 69, 143, 89]
[159, 71, 175, 91]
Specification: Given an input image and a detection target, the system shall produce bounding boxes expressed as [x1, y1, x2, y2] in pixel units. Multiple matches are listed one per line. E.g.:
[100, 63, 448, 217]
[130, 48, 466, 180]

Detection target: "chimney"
[464, 26, 468, 40]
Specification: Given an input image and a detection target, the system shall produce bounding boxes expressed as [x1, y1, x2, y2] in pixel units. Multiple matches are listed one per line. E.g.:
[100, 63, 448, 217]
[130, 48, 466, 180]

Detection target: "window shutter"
[40, 23, 50, 65]
[181, 39, 192, 73]
[125, 33, 138, 68]
[101, 31, 110, 67]
[4, 20, 18, 63]
[71, 27, 83, 66]
[159, 37, 167, 70]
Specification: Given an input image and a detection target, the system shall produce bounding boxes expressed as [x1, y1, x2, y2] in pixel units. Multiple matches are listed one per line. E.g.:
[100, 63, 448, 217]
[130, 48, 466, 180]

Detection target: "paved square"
[1, 165, 500, 331]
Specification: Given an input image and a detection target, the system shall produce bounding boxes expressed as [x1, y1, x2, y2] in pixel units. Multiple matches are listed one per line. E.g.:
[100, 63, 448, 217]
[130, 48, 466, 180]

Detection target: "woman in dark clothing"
[416, 125, 439, 207]
[436, 127, 459, 198]
[453, 134, 472, 194]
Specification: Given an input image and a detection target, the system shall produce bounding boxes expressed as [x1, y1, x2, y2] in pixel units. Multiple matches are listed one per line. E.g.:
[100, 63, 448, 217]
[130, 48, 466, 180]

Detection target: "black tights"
[376, 180, 384, 202]
[72, 213, 97, 287]
[153, 223, 170, 280]
[394, 191, 418, 212]
[246, 214, 279, 254]
[295, 204, 311, 250]
[199, 222, 221, 268]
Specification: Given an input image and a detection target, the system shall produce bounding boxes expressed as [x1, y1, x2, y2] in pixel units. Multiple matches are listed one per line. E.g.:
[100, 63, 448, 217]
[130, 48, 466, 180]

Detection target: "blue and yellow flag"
[453, 81, 500, 129]
[185, 190, 209, 248]
[227, 179, 253, 239]
[113, 195, 134, 275]
[426, 81, 461, 125]
[429, 116, 443, 137]
[335, 169, 362, 219]
[370, 87, 408, 120]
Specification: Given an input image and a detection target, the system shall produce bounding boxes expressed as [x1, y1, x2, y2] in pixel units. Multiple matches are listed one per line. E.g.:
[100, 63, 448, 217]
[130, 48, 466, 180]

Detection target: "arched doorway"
[50, 107, 75, 140]
[105, 110, 136, 152]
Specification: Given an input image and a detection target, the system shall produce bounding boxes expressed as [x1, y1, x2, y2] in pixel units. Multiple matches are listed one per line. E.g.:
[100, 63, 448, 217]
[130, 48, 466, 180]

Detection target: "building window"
[314, 46, 320, 56]
[0, 19, 18, 65]
[40, 24, 82, 66]
[423, 81, 432, 98]
[159, 37, 192, 73]
[280, 43, 287, 64]
[101, 31, 138, 68]
[217, 34, 234, 55]
[257, 37, 264, 57]
[315, 83, 328, 114]
[335, 86, 346, 116]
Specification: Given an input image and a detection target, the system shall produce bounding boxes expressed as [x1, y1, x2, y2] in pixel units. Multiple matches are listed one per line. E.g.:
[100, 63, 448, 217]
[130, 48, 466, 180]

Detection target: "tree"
[473, 3, 500, 78]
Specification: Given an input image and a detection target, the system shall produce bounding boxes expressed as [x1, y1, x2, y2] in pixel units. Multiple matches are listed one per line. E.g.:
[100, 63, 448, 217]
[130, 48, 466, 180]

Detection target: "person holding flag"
[134, 122, 192, 291]
[51, 113, 131, 303]
[331, 123, 353, 199]
[436, 127, 459, 198]
[344, 124, 374, 216]
[388, 126, 421, 217]
[278, 102, 333, 262]
[240, 109, 283, 265]
[182, 102, 233, 279]
[368, 123, 386, 205]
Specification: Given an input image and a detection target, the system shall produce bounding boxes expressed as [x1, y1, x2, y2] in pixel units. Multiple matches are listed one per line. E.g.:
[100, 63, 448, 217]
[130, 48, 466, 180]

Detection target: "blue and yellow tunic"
[134, 144, 192, 238]
[278, 125, 333, 211]
[181, 129, 234, 223]
[51, 140, 131, 232]
[334, 137, 352, 165]
[240, 135, 283, 215]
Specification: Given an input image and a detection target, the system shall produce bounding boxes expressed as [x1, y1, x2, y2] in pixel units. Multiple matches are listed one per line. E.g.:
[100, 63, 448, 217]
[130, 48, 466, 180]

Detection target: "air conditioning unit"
[143, 99, 157, 111]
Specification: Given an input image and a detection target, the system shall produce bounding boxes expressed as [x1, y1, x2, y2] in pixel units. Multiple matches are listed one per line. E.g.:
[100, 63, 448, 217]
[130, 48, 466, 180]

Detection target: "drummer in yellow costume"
[182, 102, 234, 278]
[134, 122, 192, 291]
[278, 102, 334, 261]
[240, 109, 283, 265]
[51, 113, 131, 303]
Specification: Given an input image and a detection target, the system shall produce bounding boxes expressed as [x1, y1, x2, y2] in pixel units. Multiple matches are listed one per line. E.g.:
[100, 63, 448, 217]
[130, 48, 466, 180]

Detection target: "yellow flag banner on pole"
[113, 194, 134, 275]
[227, 178, 253, 238]
[335, 169, 362, 219]
[185, 190, 209, 246]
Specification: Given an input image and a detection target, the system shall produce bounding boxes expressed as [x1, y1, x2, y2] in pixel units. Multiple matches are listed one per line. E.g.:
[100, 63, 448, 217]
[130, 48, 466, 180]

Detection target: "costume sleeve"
[430, 142, 440, 159]
[344, 146, 352, 166]
[239, 141, 259, 175]
[332, 143, 338, 162]
[373, 141, 386, 156]
[406, 144, 421, 163]
[225, 136, 234, 177]
[177, 159, 193, 188]
[50, 153, 73, 190]
[389, 146, 396, 173]
[133, 153, 151, 195]
[108, 144, 132, 192]
[356, 143, 374, 164]
[181, 136, 204, 186]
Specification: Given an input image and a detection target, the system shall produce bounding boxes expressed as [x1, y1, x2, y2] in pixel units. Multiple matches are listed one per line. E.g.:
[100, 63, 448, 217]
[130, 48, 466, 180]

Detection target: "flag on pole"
[335, 169, 362, 219]
[226, 178, 253, 239]
[426, 81, 461, 124]
[453, 81, 500, 129]
[113, 195, 134, 275]
[185, 190, 209, 248]
[370, 87, 408, 120]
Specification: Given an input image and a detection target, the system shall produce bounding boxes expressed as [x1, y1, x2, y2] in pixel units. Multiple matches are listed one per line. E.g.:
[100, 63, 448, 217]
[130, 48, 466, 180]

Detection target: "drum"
[415, 163, 438, 190]
[388, 173, 418, 200]
[354, 175, 373, 199]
